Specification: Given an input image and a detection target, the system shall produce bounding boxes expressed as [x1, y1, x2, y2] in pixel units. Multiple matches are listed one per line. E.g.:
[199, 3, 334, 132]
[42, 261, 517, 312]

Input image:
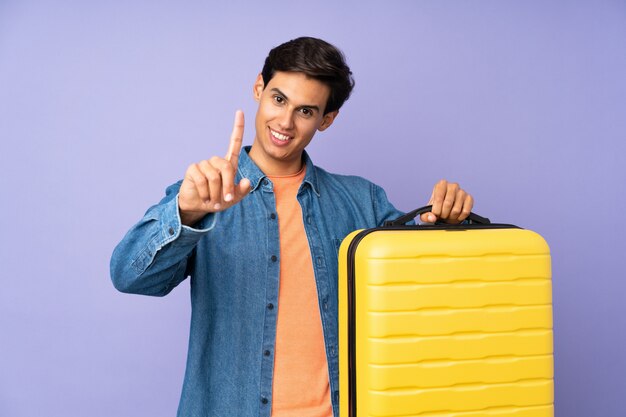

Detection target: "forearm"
[110, 185, 215, 296]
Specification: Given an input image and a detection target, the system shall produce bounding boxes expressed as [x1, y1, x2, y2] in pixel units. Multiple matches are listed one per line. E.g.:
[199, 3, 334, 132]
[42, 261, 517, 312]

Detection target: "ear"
[253, 74, 264, 102]
[318, 110, 339, 132]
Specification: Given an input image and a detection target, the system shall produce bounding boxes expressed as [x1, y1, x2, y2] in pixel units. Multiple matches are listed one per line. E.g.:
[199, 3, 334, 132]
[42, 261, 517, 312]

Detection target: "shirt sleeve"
[110, 181, 216, 296]
[371, 183, 416, 227]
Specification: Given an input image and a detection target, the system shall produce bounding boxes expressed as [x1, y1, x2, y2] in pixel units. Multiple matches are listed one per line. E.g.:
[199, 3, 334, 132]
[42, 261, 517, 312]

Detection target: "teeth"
[271, 129, 290, 141]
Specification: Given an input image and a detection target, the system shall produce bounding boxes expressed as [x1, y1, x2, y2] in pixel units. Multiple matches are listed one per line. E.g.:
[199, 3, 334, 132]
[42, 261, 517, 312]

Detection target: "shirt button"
[264, 350, 271, 356]
[263, 179, 269, 185]
[168, 227, 175, 235]
[323, 302, 328, 311]
[261, 397, 268, 404]
[267, 303, 274, 310]
[270, 213, 276, 220]
[271, 255, 277, 262]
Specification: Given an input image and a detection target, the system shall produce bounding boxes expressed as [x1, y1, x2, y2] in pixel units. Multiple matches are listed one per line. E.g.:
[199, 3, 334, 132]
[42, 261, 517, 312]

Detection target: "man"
[111, 37, 473, 417]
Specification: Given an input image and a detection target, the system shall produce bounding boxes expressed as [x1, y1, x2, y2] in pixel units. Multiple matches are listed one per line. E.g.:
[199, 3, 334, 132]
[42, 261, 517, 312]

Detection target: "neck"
[248, 145, 304, 177]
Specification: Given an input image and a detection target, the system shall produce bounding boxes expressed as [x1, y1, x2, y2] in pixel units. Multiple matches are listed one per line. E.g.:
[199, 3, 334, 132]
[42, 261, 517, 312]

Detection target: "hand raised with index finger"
[178, 110, 251, 226]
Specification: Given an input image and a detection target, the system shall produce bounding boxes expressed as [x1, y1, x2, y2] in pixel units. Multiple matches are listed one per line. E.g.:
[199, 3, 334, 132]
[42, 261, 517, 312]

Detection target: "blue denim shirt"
[110, 147, 406, 417]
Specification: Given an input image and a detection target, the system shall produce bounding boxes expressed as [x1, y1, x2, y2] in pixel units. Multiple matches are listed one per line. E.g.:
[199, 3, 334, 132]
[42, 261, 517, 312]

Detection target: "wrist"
[180, 210, 207, 227]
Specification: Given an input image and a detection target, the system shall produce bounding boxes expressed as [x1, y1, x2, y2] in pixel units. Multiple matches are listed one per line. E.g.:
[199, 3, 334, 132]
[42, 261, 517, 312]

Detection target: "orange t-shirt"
[269, 167, 333, 417]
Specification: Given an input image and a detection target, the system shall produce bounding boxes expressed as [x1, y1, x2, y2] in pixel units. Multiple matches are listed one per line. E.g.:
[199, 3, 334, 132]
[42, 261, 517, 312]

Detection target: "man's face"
[249, 71, 338, 175]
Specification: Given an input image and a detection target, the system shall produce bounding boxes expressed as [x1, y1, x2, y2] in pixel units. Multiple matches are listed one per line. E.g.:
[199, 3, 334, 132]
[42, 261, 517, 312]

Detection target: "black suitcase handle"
[384, 205, 491, 227]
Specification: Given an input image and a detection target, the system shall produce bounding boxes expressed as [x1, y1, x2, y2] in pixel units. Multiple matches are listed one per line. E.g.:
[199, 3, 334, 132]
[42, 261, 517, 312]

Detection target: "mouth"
[269, 128, 293, 146]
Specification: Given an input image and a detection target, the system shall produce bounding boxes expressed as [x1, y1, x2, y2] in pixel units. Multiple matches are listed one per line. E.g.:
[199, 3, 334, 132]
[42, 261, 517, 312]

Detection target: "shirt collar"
[238, 146, 321, 197]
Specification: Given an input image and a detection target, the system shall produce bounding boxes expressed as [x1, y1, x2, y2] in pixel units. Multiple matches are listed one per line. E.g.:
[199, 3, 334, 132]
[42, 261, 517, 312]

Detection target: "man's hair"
[261, 37, 355, 115]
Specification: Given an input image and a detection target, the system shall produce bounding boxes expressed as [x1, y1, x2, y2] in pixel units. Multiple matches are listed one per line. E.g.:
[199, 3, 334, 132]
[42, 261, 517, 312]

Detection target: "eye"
[299, 107, 313, 117]
[273, 95, 284, 104]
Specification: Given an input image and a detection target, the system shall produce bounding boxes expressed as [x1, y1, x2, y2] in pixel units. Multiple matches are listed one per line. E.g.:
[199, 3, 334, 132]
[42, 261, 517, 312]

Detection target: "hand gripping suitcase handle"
[384, 205, 491, 227]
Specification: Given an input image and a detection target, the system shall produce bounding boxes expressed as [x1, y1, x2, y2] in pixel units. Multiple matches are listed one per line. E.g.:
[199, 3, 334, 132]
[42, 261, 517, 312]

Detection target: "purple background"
[1, 1, 625, 416]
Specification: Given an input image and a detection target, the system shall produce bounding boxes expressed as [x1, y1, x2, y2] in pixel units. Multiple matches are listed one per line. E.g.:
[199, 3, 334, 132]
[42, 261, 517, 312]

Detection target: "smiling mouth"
[270, 128, 292, 142]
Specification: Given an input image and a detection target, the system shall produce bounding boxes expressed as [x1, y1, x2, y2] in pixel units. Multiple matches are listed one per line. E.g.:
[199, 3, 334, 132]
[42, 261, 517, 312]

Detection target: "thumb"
[421, 194, 436, 223]
[420, 212, 437, 223]
[234, 178, 251, 201]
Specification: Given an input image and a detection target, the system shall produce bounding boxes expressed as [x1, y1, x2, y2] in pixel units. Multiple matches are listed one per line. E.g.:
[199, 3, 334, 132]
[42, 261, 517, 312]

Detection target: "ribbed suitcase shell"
[339, 226, 553, 417]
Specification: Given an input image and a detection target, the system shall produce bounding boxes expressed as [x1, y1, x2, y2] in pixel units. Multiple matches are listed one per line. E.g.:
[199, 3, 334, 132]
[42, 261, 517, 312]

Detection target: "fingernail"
[428, 214, 436, 222]
[214, 203, 221, 210]
[224, 193, 233, 202]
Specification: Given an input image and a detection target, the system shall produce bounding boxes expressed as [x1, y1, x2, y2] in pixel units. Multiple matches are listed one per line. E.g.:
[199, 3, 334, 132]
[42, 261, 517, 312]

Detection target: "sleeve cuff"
[157, 194, 217, 247]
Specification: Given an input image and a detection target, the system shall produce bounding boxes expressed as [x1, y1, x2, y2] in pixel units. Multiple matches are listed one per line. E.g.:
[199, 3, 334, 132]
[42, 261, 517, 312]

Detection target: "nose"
[276, 108, 295, 131]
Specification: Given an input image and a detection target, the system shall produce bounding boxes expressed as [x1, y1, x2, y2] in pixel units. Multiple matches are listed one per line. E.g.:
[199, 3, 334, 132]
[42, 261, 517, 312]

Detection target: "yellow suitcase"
[339, 206, 553, 417]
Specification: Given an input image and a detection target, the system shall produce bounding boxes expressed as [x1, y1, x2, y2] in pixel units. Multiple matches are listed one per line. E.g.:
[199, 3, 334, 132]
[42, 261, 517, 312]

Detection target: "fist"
[420, 179, 474, 224]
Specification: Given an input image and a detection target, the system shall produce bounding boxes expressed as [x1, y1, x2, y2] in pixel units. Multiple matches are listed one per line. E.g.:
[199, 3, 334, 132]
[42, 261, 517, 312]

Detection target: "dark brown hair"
[261, 37, 355, 115]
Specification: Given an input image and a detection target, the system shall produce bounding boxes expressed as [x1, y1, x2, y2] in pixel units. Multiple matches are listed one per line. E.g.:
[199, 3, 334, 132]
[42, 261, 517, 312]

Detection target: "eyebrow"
[270, 88, 321, 113]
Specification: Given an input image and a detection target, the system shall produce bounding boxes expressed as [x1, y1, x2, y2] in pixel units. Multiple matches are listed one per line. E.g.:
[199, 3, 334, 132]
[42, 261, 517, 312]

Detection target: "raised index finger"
[225, 110, 245, 166]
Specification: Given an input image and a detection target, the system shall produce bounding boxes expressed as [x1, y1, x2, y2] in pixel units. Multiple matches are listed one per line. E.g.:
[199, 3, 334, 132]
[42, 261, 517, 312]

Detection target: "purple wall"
[1, 1, 624, 416]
